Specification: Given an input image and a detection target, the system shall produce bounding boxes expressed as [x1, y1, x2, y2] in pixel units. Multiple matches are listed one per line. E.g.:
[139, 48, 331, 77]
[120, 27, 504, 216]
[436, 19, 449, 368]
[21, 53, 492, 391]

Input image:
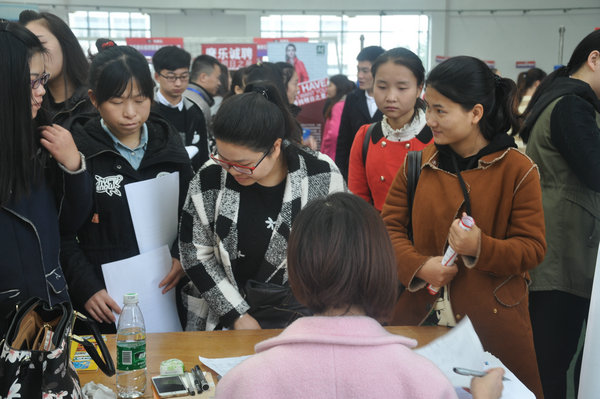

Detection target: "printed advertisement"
[202, 43, 257, 70]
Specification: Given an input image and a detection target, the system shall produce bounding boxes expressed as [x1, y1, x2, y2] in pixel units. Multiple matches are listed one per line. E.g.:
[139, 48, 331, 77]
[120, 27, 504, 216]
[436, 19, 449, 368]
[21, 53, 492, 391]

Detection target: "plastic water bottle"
[116, 293, 147, 398]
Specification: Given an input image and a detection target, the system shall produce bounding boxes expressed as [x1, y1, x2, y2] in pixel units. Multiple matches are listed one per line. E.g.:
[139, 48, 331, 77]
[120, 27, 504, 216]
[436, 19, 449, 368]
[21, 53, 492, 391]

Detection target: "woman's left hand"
[159, 258, 186, 294]
[448, 212, 481, 257]
[39, 124, 81, 172]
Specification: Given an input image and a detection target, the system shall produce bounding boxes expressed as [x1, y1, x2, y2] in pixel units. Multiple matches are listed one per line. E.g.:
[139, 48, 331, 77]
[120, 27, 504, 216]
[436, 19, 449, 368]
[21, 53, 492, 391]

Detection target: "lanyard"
[186, 87, 208, 102]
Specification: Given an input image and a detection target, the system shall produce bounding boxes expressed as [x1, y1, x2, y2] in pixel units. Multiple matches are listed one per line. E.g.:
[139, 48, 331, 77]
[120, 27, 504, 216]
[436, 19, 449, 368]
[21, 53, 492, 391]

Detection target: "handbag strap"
[406, 150, 422, 243]
[361, 122, 378, 166]
[71, 312, 116, 376]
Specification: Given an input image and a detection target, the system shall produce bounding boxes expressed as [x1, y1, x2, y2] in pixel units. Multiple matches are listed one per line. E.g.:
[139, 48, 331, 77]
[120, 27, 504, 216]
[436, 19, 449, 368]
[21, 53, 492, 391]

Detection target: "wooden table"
[78, 326, 448, 398]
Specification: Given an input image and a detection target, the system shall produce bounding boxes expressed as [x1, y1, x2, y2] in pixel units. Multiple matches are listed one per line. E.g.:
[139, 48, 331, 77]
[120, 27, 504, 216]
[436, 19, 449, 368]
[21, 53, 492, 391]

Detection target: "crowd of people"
[1, 10, 599, 399]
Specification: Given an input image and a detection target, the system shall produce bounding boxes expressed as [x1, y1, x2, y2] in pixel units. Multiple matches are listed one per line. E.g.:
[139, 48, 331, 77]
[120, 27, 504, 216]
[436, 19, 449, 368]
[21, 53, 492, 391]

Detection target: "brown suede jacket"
[382, 144, 546, 398]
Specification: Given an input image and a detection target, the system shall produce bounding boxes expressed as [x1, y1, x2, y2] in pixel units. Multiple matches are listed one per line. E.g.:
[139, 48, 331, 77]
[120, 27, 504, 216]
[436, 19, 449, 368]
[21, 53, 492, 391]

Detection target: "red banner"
[516, 60, 536, 69]
[202, 44, 257, 70]
[295, 78, 328, 107]
[125, 37, 184, 59]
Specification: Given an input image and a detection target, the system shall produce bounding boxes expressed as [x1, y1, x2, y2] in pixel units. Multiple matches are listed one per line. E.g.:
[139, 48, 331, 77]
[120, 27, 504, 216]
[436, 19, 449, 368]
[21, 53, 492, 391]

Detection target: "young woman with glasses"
[59, 44, 194, 332]
[0, 21, 91, 336]
[178, 81, 346, 331]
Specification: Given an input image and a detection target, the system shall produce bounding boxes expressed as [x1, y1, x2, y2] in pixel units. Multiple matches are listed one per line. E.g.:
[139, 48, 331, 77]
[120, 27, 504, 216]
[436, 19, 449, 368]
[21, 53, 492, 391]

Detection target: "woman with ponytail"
[521, 30, 600, 399]
[382, 56, 546, 398]
[179, 82, 345, 331]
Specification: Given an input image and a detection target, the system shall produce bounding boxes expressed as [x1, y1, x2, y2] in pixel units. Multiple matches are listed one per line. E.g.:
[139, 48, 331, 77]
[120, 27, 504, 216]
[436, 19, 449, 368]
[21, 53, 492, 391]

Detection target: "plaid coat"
[179, 142, 346, 330]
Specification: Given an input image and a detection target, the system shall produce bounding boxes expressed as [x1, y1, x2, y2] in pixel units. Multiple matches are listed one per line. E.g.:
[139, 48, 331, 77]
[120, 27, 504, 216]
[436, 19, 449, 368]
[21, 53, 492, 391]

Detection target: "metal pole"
[360, 34, 364, 50]
[558, 25, 566, 65]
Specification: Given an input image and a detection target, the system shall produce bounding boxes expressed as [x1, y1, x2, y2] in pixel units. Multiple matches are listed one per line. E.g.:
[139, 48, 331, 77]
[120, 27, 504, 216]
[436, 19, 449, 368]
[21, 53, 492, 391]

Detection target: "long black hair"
[520, 29, 600, 142]
[0, 20, 46, 205]
[19, 11, 89, 96]
[89, 45, 154, 106]
[323, 74, 355, 119]
[213, 81, 301, 151]
[427, 56, 519, 140]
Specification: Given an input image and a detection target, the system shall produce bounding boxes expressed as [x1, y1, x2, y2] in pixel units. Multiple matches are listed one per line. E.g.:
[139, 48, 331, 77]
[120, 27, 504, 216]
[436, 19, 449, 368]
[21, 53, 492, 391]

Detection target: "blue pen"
[453, 367, 510, 381]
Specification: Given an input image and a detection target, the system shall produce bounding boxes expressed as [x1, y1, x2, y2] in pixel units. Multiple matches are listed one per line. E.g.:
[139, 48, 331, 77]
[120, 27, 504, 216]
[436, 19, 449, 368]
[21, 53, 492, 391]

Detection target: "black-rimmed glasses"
[31, 72, 50, 89]
[159, 72, 190, 83]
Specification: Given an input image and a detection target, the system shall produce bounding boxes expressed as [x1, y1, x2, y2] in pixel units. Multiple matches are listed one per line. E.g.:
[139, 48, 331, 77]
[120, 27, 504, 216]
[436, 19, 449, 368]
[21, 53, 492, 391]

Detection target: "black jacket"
[43, 85, 96, 127]
[0, 158, 92, 335]
[152, 96, 209, 171]
[334, 88, 383, 180]
[60, 113, 194, 314]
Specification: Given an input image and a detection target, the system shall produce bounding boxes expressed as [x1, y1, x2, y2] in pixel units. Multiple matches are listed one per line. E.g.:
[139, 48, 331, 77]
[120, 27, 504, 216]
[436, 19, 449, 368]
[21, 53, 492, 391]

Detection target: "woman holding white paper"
[60, 43, 193, 332]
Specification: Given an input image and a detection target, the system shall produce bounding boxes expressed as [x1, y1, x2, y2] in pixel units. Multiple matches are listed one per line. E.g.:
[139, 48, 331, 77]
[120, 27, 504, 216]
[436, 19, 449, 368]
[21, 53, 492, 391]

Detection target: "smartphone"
[151, 375, 188, 398]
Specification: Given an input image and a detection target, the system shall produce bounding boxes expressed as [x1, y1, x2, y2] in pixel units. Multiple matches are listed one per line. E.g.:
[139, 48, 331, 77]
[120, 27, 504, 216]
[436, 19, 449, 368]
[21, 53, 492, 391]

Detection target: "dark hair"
[520, 30, 600, 142]
[152, 46, 191, 72]
[190, 54, 220, 82]
[426, 56, 519, 140]
[372, 48, 426, 121]
[213, 82, 301, 151]
[0, 20, 46, 205]
[323, 74, 355, 119]
[216, 63, 230, 97]
[287, 193, 398, 321]
[356, 46, 385, 63]
[19, 11, 89, 93]
[244, 62, 289, 106]
[515, 68, 547, 111]
[224, 66, 249, 99]
[89, 45, 154, 106]
[276, 62, 295, 88]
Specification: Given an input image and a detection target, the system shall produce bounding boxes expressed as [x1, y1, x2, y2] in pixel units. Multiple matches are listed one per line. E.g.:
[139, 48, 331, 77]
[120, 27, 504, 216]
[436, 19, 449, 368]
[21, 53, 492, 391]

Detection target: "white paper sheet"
[579, 245, 600, 399]
[414, 317, 534, 399]
[102, 245, 182, 333]
[125, 172, 179, 254]
[185, 146, 199, 159]
[198, 355, 252, 377]
[415, 317, 484, 388]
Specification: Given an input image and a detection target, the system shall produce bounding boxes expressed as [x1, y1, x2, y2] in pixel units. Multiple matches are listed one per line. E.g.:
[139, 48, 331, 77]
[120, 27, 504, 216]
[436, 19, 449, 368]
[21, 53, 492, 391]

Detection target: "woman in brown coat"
[382, 56, 546, 398]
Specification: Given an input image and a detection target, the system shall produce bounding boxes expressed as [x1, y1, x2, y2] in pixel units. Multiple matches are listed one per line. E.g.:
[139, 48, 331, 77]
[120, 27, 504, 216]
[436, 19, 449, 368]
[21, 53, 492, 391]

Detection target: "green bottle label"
[117, 341, 146, 371]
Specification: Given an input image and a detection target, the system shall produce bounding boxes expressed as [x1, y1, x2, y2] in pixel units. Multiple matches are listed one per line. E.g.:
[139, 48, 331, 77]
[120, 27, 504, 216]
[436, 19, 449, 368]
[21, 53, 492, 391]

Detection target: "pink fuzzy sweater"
[216, 316, 457, 398]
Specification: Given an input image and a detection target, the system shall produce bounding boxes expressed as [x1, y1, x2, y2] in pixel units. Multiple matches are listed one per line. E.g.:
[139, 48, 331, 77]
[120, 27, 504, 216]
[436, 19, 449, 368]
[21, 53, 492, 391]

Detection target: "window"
[69, 11, 150, 54]
[261, 14, 430, 80]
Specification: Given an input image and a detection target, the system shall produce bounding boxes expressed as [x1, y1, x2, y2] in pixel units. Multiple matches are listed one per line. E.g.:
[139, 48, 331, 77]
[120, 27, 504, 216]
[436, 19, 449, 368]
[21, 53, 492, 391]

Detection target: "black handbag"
[0, 298, 115, 398]
[244, 279, 312, 329]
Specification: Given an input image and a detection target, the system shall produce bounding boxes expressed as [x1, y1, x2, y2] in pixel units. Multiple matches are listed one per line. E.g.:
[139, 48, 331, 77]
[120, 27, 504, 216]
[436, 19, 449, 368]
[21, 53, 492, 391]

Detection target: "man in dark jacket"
[335, 46, 385, 180]
[152, 46, 209, 171]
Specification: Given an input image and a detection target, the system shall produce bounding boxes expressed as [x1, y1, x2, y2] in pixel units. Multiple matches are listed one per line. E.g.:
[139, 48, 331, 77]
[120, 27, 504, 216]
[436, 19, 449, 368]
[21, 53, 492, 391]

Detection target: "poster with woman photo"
[267, 42, 328, 82]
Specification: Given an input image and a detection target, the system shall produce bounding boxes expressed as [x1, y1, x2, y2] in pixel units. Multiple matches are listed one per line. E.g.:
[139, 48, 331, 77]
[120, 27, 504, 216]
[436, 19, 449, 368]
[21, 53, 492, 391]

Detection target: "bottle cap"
[123, 293, 139, 304]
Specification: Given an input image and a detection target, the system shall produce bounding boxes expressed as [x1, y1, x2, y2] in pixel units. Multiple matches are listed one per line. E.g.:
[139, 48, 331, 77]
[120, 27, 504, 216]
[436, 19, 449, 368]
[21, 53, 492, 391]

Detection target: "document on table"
[102, 245, 182, 333]
[198, 355, 252, 377]
[125, 172, 179, 254]
[415, 316, 534, 399]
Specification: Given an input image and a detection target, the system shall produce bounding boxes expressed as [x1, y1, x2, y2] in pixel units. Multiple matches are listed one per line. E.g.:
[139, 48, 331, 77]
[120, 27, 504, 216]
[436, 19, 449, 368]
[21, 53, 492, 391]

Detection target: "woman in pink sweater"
[320, 75, 355, 160]
[216, 193, 504, 399]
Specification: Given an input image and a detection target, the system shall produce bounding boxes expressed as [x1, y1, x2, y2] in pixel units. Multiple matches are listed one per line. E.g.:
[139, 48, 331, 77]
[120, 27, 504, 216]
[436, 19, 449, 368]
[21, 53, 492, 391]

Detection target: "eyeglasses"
[30, 72, 50, 89]
[210, 149, 271, 175]
[159, 72, 190, 83]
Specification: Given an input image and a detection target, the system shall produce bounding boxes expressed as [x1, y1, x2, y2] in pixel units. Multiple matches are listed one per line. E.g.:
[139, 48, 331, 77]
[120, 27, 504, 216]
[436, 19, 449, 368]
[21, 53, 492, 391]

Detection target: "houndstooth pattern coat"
[179, 141, 346, 330]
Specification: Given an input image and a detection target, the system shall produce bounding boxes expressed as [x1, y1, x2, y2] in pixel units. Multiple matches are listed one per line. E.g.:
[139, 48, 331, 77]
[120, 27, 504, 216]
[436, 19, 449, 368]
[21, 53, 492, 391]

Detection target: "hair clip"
[101, 40, 116, 49]
[253, 87, 269, 100]
[494, 74, 502, 86]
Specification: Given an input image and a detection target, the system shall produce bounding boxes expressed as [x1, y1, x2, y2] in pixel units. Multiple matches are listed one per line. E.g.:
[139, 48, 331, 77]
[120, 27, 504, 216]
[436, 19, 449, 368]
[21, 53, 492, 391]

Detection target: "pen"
[453, 367, 510, 381]
[191, 367, 203, 393]
[183, 372, 195, 396]
[194, 365, 210, 391]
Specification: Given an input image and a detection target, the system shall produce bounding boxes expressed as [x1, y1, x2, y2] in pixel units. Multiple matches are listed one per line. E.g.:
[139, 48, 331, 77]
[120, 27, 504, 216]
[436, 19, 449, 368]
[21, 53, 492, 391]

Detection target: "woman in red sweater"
[348, 48, 432, 211]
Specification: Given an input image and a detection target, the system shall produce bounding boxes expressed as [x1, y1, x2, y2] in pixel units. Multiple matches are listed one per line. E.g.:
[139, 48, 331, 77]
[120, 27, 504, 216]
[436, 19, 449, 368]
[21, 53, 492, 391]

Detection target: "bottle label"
[117, 341, 146, 371]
